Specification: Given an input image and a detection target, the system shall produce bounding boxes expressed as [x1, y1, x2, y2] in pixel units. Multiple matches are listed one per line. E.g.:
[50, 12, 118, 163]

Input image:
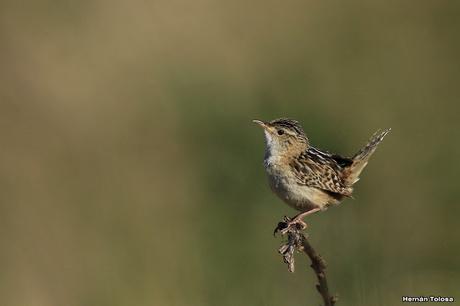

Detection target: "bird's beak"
[252, 119, 267, 128]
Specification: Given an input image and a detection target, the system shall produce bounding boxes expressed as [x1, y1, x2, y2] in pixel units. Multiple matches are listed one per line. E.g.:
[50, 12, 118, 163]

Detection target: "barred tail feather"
[344, 128, 390, 185]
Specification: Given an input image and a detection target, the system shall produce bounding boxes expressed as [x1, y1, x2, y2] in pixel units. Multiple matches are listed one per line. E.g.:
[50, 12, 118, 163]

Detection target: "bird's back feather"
[290, 147, 353, 197]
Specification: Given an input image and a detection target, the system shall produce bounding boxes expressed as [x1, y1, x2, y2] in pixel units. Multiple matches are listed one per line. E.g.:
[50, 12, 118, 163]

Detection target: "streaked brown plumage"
[253, 118, 390, 232]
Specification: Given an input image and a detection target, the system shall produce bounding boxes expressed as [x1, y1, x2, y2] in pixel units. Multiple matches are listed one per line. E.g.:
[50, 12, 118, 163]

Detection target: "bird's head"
[252, 118, 309, 158]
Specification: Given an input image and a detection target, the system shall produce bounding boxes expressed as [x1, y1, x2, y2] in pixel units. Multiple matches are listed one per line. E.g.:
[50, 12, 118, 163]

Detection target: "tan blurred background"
[1, 0, 459, 305]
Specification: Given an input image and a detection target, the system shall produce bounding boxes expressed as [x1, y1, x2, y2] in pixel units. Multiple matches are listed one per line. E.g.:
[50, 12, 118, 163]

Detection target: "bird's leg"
[291, 207, 321, 226]
[274, 208, 321, 235]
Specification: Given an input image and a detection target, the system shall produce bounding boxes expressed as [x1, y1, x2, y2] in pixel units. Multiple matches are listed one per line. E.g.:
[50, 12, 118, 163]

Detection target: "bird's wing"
[290, 148, 353, 197]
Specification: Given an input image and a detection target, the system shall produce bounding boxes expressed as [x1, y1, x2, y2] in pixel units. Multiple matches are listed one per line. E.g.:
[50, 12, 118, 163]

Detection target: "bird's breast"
[264, 160, 327, 212]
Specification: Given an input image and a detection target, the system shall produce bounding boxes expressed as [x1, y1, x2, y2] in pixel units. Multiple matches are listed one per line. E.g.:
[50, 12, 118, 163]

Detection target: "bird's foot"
[273, 216, 307, 236]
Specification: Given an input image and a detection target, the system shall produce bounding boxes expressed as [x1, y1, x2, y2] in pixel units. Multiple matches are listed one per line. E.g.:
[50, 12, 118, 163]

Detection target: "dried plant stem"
[300, 235, 337, 306]
[277, 218, 337, 306]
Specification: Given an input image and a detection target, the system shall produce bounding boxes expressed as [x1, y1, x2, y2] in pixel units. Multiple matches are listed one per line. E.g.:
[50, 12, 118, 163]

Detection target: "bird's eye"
[277, 129, 284, 135]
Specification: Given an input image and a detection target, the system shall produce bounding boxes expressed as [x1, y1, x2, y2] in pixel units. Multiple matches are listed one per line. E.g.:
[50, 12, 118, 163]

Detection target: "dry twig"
[277, 217, 338, 306]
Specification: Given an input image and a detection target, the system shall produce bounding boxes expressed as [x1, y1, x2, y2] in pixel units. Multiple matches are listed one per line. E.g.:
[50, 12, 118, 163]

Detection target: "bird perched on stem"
[253, 118, 390, 234]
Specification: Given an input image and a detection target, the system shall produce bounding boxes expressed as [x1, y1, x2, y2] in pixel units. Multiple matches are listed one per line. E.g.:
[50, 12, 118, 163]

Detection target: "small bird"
[253, 118, 390, 234]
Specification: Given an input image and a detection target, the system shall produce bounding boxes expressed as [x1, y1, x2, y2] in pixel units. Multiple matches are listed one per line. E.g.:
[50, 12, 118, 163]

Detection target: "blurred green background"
[1, 1, 459, 305]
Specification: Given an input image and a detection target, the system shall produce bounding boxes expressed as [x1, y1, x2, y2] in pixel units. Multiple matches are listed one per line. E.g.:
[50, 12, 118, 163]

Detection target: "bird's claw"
[273, 220, 288, 236]
[273, 216, 306, 236]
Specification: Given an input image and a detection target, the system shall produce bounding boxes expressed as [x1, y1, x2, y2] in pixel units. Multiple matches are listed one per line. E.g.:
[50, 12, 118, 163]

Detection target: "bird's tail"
[343, 128, 391, 185]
